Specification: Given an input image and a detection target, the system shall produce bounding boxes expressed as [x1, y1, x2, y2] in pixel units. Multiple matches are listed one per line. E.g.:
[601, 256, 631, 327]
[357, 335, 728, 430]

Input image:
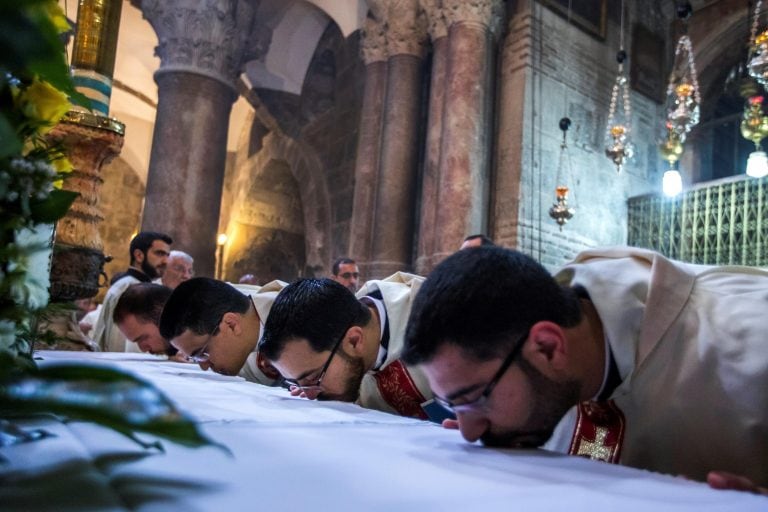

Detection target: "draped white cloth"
[2, 351, 765, 512]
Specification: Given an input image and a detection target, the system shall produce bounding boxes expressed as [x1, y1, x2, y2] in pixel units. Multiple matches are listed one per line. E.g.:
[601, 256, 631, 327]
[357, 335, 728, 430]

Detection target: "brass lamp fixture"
[748, 0, 768, 87]
[743, 2, 768, 178]
[659, 2, 699, 197]
[605, 0, 633, 172]
[549, 118, 576, 230]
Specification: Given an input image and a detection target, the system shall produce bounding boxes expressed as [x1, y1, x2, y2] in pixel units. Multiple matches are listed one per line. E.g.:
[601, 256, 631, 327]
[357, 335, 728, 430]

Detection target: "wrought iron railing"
[627, 175, 768, 266]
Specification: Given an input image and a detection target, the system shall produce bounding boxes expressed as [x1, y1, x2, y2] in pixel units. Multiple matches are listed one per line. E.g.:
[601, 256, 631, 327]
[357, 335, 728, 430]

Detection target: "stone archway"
[222, 129, 332, 283]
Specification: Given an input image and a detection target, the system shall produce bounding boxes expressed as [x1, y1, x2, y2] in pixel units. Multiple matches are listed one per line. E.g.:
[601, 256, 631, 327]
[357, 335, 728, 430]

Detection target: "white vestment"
[233, 280, 286, 386]
[356, 272, 434, 419]
[542, 247, 768, 485]
[92, 275, 140, 352]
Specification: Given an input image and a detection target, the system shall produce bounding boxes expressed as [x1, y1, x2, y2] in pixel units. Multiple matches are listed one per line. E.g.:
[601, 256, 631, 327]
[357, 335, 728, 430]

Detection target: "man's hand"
[442, 418, 459, 430]
[707, 471, 768, 496]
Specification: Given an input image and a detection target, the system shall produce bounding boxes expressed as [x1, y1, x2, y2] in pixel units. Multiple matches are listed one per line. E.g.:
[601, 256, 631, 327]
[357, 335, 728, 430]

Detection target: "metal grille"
[627, 176, 768, 266]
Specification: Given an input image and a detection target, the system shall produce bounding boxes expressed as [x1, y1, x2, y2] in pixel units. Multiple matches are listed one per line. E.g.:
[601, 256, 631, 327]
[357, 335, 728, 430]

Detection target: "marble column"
[368, 0, 428, 278]
[431, 0, 504, 264]
[349, 17, 388, 278]
[415, 0, 448, 275]
[136, 0, 254, 278]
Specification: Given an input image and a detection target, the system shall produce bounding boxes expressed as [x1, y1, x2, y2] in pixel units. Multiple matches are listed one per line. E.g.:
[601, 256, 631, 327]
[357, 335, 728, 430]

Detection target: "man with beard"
[159, 277, 285, 384]
[92, 231, 172, 352]
[402, 246, 768, 495]
[258, 274, 435, 420]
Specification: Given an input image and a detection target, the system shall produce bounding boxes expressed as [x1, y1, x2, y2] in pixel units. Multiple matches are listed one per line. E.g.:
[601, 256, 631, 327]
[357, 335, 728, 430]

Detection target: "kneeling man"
[159, 277, 284, 384]
[402, 246, 768, 494]
[259, 273, 434, 420]
[114, 283, 177, 357]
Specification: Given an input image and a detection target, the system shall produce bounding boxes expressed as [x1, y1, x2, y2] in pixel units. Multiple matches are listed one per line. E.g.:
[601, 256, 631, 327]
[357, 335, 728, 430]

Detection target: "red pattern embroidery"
[568, 400, 625, 464]
[373, 360, 428, 419]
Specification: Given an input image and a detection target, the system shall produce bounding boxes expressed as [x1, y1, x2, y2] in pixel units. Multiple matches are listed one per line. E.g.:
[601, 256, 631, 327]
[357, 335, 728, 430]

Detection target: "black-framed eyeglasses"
[189, 297, 256, 363]
[434, 329, 529, 414]
[283, 328, 347, 392]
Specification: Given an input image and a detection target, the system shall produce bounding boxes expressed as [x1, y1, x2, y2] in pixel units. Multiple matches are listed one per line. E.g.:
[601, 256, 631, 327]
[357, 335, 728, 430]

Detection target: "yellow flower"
[15, 79, 71, 131]
[51, 155, 73, 174]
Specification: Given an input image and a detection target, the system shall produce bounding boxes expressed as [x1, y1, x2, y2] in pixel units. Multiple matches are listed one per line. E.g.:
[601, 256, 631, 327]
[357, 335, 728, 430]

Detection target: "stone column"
[415, 0, 448, 275]
[368, 0, 428, 278]
[431, 0, 504, 263]
[136, 0, 254, 278]
[349, 17, 388, 278]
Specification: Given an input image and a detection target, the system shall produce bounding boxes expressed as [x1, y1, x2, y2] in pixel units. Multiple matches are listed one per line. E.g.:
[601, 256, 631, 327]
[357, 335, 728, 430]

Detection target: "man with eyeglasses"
[330, 257, 360, 292]
[258, 273, 435, 420]
[402, 246, 768, 495]
[159, 277, 286, 384]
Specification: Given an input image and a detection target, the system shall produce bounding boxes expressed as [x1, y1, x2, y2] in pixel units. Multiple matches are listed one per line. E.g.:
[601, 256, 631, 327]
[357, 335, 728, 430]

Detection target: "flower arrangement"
[0, 0, 210, 449]
[0, 0, 81, 365]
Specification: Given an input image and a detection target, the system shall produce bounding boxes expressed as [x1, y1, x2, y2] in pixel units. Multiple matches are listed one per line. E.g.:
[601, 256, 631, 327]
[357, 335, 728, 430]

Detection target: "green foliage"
[0, 1, 213, 450]
[0, 354, 214, 448]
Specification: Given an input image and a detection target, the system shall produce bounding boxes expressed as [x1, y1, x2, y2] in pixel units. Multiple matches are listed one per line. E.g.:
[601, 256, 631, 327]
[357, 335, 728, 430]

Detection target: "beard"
[317, 349, 366, 403]
[481, 355, 580, 448]
[141, 257, 160, 279]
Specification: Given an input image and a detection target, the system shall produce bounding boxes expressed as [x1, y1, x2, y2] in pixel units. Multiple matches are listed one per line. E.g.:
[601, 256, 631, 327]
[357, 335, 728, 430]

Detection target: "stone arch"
[222, 128, 332, 282]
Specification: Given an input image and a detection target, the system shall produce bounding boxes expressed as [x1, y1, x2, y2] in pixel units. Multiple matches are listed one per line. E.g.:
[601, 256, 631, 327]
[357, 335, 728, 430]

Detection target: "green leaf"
[0, 359, 214, 448]
[29, 189, 78, 223]
[0, 113, 22, 158]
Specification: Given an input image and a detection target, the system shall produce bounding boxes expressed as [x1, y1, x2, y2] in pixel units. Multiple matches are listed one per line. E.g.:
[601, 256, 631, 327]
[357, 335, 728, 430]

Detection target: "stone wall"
[494, 1, 667, 270]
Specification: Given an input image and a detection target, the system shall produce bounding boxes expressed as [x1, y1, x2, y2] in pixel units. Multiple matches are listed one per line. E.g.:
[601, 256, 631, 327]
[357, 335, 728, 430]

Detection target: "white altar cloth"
[2, 351, 766, 511]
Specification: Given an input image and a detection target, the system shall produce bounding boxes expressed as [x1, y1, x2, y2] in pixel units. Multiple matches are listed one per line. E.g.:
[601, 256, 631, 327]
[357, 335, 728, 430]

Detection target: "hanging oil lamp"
[604, 0, 633, 172]
[549, 117, 576, 230]
[748, 0, 768, 86]
[659, 2, 699, 197]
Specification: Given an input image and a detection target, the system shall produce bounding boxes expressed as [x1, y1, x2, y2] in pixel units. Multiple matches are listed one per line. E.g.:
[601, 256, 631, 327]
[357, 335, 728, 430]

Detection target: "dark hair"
[129, 231, 173, 264]
[403, 246, 581, 365]
[159, 277, 249, 340]
[113, 283, 172, 325]
[259, 278, 371, 361]
[331, 257, 356, 276]
[463, 234, 494, 246]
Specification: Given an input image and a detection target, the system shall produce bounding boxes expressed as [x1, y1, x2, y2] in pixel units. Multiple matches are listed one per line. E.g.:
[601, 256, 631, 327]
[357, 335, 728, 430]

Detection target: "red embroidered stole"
[373, 360, 428, 419]
[568, 400, 625, 464]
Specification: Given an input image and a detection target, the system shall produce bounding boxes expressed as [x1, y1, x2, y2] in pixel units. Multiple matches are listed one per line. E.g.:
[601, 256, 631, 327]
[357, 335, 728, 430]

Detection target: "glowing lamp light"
[662, 170, 683, 197]
[216, 233, 228, 246]
[746, 150, 768, 178]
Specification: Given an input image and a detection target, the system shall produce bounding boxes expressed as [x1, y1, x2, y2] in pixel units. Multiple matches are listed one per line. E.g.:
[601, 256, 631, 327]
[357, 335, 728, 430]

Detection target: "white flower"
[7, 224, 53, 309]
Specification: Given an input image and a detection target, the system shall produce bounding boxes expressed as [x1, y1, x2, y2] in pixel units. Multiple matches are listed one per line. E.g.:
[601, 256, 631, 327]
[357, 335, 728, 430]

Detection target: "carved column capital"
[369, 0, 428, 59]
[361, 16, 388, 64]
[443, 0, 505, 36]
[419, 0, 448, 41]
[137, 0, 255, 93]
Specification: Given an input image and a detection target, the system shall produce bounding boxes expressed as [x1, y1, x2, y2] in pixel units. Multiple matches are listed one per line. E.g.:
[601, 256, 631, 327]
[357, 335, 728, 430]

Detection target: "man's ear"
[344, 326, 365, 354]
[221, 311, 242, 336]
[133, 248, 145, 264]
[526, 321, 569, 372]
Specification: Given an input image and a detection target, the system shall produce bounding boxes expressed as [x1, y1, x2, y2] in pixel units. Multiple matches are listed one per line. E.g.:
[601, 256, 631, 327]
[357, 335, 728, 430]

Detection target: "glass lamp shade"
[746, 150, 768, 178]
[662, 169, 683, 197]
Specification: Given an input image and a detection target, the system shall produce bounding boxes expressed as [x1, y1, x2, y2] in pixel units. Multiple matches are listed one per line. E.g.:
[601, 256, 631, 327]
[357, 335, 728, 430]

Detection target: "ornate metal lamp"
[659, 2, 699, 197]
[604, 0, 633, 172]
[549, 118, 576, 230]
[748, 0, 768, 87]
[740, 86, 768, 178]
